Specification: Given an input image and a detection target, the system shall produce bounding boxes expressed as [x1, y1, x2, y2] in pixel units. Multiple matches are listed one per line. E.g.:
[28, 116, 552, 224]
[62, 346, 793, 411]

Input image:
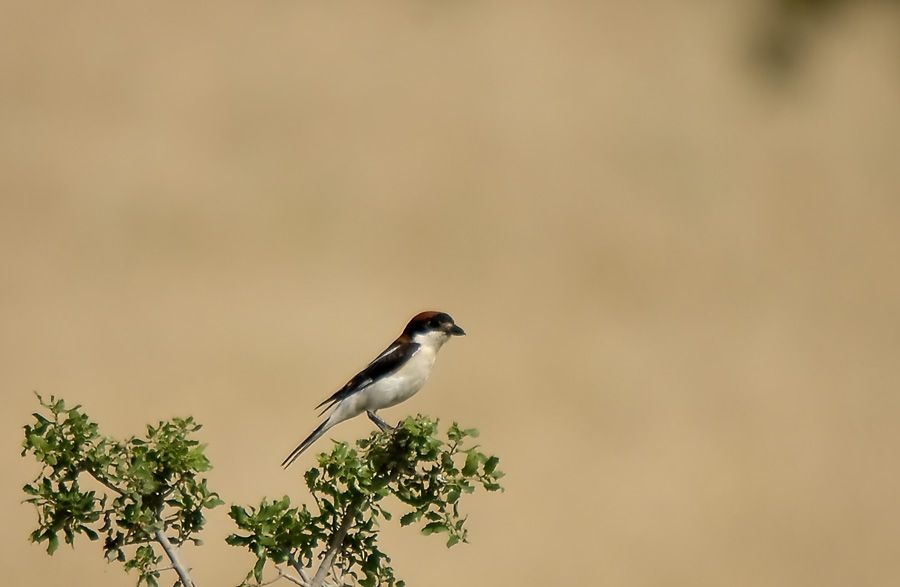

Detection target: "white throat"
[411, 329, 450, 351]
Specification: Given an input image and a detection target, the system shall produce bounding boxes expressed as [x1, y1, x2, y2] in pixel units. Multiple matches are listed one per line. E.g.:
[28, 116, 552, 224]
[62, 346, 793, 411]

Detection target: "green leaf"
[230, 505, 248, 526]
[81, 526, 99, 541]
[421, 521, 449, 536]
[462, 451, 480, 476]
[253, 556, 265, 583]
[47, 533, 59, 555]
[447, 489, 461, 504]
[206, 496, 225, 508]
[483, 456, 500, 474]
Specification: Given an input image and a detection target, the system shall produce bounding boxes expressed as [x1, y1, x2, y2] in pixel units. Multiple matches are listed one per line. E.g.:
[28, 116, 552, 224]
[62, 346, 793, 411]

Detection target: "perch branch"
[155, 529, 194, 587]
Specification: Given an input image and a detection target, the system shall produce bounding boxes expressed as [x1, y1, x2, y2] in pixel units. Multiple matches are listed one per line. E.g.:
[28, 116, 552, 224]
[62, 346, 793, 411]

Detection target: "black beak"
[449, 324, 466, 336]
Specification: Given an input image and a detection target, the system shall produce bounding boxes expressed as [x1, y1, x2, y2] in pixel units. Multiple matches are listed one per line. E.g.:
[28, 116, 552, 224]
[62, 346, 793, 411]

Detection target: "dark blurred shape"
[753, 0, 899, 82]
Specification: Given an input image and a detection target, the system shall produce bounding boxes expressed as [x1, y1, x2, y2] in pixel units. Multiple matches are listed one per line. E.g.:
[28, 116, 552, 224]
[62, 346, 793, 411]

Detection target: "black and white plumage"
[281, 311, 465, 468]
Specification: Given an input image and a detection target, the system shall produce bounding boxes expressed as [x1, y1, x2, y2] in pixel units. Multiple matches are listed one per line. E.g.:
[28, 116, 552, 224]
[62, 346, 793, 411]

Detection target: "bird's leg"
[367, 410, 394, 432]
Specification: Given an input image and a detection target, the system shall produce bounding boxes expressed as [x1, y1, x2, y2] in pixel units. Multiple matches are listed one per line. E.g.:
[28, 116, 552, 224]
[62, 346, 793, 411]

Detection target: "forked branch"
[310, 496, 363, 587]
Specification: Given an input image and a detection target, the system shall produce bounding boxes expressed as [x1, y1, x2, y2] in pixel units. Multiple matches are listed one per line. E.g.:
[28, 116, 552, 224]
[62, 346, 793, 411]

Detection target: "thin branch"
[277, 567, 307, 587]
[160, 476, 182, 498]
[333, 559, 346, 587]
[155, 529, 194, 587]
[86, 467, 126, 495]
[310, 497, 363, 587]
[287, 553, 311, 585]
[252, 565, 307, 587]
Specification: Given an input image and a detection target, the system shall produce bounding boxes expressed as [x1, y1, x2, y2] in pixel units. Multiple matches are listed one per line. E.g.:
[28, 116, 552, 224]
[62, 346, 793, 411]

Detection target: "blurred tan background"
[3, 2, 900, 586]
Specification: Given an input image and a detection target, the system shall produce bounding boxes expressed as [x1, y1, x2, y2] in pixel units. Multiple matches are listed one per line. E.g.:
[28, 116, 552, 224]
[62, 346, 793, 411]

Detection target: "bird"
[281, 311, 466, 468]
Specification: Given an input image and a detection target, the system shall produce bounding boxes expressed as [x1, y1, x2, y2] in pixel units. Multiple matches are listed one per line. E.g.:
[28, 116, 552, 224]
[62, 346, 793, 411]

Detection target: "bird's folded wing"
[314, 341, 421, 413]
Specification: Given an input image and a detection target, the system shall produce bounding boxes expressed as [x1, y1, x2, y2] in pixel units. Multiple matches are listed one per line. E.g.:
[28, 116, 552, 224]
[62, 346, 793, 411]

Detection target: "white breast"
[362, 345, 438, 410]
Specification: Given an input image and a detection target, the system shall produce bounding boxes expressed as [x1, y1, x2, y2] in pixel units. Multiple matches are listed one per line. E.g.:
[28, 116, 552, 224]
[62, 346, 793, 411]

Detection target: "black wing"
[314, 341, 420, 414]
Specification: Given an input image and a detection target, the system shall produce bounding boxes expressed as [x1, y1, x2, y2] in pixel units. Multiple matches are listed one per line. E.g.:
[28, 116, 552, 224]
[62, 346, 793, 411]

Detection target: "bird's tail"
[281, 419, 332, 469]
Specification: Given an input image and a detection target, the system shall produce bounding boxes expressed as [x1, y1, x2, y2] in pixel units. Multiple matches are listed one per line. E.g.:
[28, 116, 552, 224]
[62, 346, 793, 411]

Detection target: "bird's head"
[403, 311, 466, 346]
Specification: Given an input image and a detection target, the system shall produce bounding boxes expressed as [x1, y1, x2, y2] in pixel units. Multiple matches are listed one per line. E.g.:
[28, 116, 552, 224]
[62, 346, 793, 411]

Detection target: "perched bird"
[281, 311, 465, 468]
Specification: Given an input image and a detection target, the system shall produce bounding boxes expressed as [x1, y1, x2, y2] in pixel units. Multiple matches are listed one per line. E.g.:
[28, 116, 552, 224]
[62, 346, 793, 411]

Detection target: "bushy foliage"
[22, 394, 222, 587]
[228, 416, 504, 586]
[22, 395, 504, 587]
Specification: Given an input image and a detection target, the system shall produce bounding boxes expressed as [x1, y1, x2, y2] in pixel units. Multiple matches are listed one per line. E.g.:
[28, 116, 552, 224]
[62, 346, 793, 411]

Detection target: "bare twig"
[251, 565, 307, 587]
[160, 473, 185, 498]
[287, 553, 311, 585]
[155, 529, 194, 587]
[86, 468, 126, 495]
[310, 497, 363, 587]
[277, 567, 307, 587]
[333, 559, 346, 587]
